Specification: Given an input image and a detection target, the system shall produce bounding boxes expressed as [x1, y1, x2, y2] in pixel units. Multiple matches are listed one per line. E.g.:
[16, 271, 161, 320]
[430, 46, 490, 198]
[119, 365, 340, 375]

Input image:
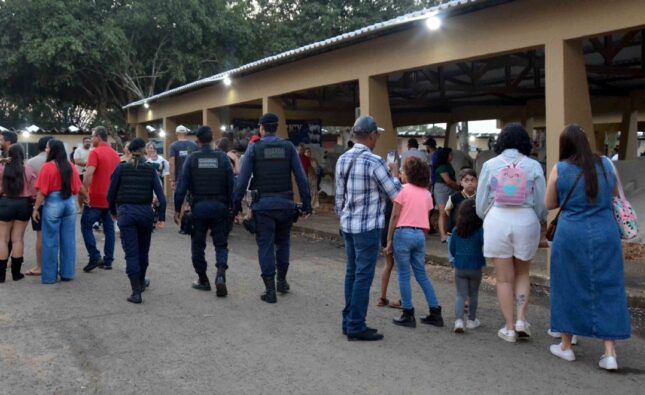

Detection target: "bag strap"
[606, 158, 626, 200]
[341, 149, 367, 209]
[552, 168, 584, 222]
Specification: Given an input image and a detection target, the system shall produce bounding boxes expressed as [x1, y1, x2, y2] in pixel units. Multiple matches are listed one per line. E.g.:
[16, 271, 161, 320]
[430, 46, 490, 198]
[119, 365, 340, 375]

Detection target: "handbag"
[608, 161, 639, 240]
[545, 171, 583, 242]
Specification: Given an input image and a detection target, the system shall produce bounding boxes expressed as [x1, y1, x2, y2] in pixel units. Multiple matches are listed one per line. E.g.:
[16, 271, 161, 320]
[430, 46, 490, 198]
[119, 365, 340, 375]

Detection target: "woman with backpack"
[475, 124, 547, 343]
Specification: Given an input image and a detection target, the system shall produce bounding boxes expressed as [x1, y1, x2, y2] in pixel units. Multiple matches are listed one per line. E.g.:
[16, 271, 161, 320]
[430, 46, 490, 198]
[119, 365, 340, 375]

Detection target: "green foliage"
[0, 0, 444, 132]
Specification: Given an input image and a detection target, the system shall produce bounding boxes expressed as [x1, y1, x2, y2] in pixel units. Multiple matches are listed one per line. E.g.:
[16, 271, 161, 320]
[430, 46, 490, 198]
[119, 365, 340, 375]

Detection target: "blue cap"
[351, 115, 384, 134]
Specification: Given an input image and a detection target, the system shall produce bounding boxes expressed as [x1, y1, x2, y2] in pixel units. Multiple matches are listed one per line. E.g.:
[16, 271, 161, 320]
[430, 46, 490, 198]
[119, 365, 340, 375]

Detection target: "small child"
[449, 199, 485, 333]
[445, 168, 477, 263]
[386, 156, 443, 328]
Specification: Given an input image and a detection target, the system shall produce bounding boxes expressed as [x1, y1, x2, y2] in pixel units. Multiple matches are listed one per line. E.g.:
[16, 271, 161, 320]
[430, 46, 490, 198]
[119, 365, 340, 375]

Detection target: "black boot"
[421, 306, 444, 327]
[192, 273, 211, 291]
[11, 257, 24, 281]
[127, 276, 142, 304]
[393, 308, 416, 328]
[260, 276, 277, 303]
[215, 269, 227, 297]
[276, 266, 290, 294]
[140, 275, 150, 292]
[0, 259, 7, 283]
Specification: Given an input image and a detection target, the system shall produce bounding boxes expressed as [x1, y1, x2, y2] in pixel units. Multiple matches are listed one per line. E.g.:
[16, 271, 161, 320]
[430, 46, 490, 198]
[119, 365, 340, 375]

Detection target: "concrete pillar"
[262, 96, 288, 139]
[162, 117, 177, 199]
[203, 108, 222, 141]
[445, 122, 459, 149]
[619, 109, 639, 160]
[458, 121, 470, 152]
[545, 38, 595, 172]
[135, 124, 146, 139]
[359, 75, 395, 159]
[523, 117, 535, 136]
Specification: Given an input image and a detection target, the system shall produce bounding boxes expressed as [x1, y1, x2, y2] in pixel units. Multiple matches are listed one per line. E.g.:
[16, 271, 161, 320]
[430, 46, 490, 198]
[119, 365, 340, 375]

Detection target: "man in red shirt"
[80, 126, 120, 272]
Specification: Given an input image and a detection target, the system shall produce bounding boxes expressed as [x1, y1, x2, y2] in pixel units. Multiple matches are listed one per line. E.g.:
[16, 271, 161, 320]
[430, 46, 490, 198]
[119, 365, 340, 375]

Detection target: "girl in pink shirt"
[385, 156, 444, 328]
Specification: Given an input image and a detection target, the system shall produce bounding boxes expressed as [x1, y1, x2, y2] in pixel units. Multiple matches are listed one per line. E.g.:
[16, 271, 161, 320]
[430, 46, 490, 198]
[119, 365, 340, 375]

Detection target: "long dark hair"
[455, 199, 482, 238]
[2, 144, 26, 198]
[495, 123, 533, 156]
[46, 140, 73, 199]
[435, 147, 452, 166]
[559, 124, 605, 203]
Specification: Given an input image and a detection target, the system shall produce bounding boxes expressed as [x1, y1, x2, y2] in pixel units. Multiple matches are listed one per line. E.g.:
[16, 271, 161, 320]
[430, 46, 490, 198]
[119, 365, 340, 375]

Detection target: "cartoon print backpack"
[490, 156, 533, 206]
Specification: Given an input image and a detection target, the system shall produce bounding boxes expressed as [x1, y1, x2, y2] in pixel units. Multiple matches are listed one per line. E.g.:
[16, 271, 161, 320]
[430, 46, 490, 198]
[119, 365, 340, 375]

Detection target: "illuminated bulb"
[469, 135, 476, 143]
[223, 75, 232, 87]
[159, 129, 167, 138]
[143, 101, 150, 109]
[22, 130, 30, 138]
[425, 16, 441, 31]
[220, 125, 226, 132]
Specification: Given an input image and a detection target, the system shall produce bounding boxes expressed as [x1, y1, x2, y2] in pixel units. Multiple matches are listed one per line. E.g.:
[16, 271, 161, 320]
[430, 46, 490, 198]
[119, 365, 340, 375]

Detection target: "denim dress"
[550, 159, 630, 339]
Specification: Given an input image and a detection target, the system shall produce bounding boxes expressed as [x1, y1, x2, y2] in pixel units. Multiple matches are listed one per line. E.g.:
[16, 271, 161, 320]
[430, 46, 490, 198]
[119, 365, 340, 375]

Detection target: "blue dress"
[550, 158, 630, 339]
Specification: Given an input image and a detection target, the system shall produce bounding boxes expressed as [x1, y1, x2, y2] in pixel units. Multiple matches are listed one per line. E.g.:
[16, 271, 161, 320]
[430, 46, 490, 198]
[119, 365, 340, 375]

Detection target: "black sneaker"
[192, 278, 211, 291]
[101, 265, 112, 271]
[215, 273, 227, 297]
[343, 327, 378, 336]
[83, 259, 104, 273]
[347, 330, 384, 341]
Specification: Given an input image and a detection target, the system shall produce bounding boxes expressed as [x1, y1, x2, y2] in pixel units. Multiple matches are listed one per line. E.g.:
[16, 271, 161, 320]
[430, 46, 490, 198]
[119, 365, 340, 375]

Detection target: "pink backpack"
[491, 157, 530, 206]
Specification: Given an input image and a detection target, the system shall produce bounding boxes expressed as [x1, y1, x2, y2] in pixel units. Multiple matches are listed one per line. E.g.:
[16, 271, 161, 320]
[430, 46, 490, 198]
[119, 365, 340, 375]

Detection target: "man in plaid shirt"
[335, 115, 401, 341]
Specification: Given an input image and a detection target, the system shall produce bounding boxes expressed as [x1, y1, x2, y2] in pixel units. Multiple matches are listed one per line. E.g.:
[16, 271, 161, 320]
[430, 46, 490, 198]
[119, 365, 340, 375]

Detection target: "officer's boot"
[421, 306, 444, 327]
[0, 259, 7, 283]
[140, 274, 150, 292]
[192, 273, 211, 291]
[260, 276, 277, 304]
[11, 257, 24, 281]
[393, 308, 416, 328]
[127, 275, 142, 304]
[215, 269, 227, 297]
[276, 266, 290, 294]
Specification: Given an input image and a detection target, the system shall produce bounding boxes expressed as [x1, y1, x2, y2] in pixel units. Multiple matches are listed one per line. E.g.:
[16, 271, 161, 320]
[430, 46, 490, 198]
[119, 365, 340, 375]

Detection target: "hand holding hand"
[32, 208, 40, 223]
[384, 241, 393, 255]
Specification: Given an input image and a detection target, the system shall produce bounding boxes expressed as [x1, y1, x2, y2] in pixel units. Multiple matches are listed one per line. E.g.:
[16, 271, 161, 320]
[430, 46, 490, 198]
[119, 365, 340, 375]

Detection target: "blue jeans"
[393, 228, 440, 310]
[342, 228, 380, 335]
[192, 201, 230, 274]
[81, 206, 115, 266]
[41, 192, 76, 284]
[117, 205, 154, 279]
[254, 209, 293, 277]
[447, 233, 454, 264]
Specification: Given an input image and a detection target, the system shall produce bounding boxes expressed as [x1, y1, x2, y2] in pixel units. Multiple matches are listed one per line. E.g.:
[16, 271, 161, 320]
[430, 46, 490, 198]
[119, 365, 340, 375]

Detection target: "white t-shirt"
[146, 155, 170, 178]
[74, 146, 91, 174]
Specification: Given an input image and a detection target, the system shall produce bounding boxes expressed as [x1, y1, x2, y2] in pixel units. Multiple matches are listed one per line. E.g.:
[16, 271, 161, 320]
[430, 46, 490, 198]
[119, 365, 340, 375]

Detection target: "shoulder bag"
[545, 170, 583, 242]
[608, 160, 639, 240]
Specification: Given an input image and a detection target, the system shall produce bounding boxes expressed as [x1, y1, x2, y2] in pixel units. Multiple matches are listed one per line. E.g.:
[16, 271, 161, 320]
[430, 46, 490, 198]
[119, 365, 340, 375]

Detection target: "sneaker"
[466, 319, 481, 329]
[549, 343, 575, 362]
[599, 355, 618, 371]
[453, 319, 464, 333]
[515, 320, 531, 338]
[82, 258, 104, 273]
[498, 327, 517, 343]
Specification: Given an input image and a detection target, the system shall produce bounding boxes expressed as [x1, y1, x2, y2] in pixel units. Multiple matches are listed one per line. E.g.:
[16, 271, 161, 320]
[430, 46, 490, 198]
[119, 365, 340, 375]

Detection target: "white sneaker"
[466, 319, 481, 329]
[547, 330, 578, 345]
[599, 355, 618, 371]
[515, 320, 531, 338]
[498, 327, 517, 343]
[454, 319, 465, 333]
[550, 343, 575, 361]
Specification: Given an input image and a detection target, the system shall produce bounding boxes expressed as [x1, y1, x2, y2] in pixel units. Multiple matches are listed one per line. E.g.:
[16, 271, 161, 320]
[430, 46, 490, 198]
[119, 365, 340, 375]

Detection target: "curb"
[294, 226, 645, 309]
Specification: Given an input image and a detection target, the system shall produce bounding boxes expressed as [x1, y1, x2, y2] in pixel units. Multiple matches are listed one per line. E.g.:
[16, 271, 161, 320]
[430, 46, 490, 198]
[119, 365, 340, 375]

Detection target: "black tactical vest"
[115, 163, 156, 205]
[250, 140, 293, 199]
[190, 149, 229, 204]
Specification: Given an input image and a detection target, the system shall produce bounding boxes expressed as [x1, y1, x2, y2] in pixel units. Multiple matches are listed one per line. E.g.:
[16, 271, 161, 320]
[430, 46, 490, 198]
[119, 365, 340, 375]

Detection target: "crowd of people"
[0, 113, 633, 372]
[336, 118, 631, 372]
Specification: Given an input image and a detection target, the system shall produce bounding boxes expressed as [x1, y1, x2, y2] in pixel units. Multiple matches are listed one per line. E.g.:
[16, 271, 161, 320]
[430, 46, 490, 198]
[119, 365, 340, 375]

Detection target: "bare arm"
[83, 166, 96, 190]
[169, 156, 176, 187]
[544, 165, 559, 210]
[385, 202, 402, 253]
[440, 172, 460, 190]
[31, 192, 46, 222]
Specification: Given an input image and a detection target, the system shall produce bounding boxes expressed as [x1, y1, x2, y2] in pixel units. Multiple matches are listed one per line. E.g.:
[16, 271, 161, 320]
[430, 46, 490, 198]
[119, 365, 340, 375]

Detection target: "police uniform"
[175, 141, 234, 297]
[232, 113, 312, 303]
[107, 142, 166, 304]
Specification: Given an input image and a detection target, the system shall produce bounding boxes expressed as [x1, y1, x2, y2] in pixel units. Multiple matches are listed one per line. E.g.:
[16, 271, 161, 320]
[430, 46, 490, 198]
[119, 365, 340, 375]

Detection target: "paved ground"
[1, 219, 644, 394]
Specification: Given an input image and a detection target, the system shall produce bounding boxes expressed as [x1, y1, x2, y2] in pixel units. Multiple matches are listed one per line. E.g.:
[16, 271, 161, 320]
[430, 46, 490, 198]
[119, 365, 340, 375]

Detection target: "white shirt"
[74, 146, 91, 174]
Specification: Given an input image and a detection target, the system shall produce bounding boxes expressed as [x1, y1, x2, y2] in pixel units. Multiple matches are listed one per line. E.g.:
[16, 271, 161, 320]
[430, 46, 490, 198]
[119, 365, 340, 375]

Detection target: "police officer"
[233, 113, 312, 304]
[174, 126, 234, 297]
[107, 138, 166, 304]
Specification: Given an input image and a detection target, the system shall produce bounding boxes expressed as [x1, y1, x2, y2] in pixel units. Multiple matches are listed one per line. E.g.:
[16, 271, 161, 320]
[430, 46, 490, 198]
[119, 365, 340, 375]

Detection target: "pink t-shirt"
[393, 183, 434, 230]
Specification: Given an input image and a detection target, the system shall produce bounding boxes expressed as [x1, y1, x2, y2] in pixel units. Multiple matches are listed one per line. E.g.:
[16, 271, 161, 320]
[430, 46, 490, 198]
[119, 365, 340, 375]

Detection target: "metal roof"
[124, 0, 503, 110]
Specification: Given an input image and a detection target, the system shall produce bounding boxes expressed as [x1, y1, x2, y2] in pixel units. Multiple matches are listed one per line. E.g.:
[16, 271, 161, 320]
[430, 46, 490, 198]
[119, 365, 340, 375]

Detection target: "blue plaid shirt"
[335, 144, 401, 234]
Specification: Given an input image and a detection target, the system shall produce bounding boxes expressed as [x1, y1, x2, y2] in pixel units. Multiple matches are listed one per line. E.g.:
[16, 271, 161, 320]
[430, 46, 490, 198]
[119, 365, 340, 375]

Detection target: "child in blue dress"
[449, 199, 486, 333]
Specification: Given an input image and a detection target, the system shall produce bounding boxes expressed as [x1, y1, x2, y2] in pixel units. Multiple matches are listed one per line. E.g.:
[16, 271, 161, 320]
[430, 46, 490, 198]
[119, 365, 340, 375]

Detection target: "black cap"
[259, 112, 279, 126]
[423, 136, 437, 149]
[128, 138, 146, 152]
[351, 116, 384, 134]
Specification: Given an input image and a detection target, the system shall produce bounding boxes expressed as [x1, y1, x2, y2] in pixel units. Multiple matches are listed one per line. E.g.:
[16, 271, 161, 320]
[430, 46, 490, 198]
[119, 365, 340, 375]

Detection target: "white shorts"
[483, 206, 540, 261]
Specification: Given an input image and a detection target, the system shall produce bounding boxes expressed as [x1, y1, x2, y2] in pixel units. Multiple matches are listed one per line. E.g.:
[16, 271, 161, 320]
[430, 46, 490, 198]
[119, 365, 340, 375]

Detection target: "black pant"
[191, 201, 230, 275]
[117, 205, 154, 279]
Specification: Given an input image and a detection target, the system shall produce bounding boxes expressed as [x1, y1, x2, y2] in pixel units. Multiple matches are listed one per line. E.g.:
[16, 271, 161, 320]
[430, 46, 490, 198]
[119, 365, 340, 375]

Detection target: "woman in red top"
[32, 140, 87, 284]
[0, 145, 37, 282]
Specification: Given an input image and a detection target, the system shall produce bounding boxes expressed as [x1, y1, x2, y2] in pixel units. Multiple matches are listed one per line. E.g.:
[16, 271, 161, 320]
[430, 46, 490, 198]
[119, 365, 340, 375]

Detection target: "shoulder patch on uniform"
[198, 157, 219, 168]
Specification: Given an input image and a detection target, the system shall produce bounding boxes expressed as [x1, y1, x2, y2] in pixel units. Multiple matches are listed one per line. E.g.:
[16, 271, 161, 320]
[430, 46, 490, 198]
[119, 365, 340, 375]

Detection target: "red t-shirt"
[36, 162, 82, 197]
[299, 154, 311, 174]
[87, 143, 120, 208]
